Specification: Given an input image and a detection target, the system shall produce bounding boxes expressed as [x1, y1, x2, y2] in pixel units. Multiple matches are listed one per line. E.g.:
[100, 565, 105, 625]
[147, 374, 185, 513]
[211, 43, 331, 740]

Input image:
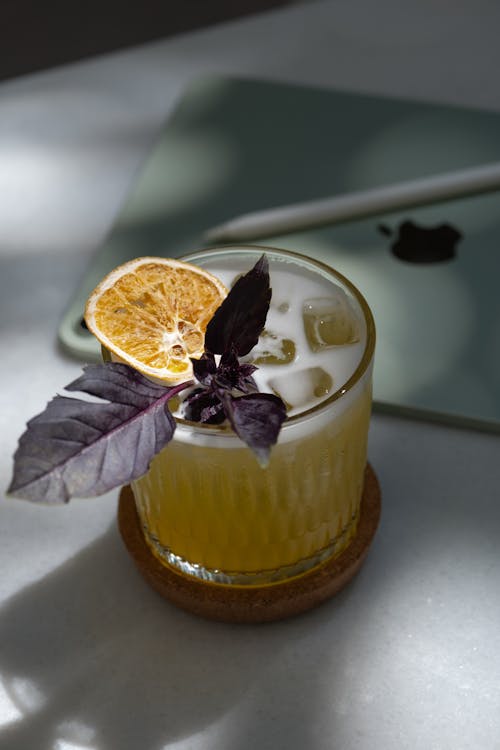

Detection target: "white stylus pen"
[205, 162, 500, 242]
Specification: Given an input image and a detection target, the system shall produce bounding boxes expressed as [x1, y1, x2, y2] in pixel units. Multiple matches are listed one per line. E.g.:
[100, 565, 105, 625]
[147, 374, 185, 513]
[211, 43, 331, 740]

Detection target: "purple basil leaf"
[8, 362, 184, 503]
[204, 254, 271, 356]
[215, 348, 259, 394]
[237, 363, 258, 379]
[214, 347, 240, 389]
[200, 402, 226, 424]
[183, 387, 225, 424]
[191, 352, 217, 385]
[233, 362, 259, 394]
[221, 391, 287, 466]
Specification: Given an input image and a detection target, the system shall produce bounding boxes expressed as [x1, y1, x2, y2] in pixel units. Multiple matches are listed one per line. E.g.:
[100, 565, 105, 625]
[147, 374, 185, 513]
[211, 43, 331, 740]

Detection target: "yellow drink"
[131, 247, 375, 585]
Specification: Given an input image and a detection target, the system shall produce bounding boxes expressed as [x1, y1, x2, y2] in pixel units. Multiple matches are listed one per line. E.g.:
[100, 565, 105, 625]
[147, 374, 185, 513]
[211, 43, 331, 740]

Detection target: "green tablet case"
[58, 75, 500, 431]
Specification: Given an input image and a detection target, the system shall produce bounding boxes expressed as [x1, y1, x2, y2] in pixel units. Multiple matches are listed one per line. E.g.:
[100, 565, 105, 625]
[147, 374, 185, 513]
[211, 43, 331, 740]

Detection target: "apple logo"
[378, 220, 462, 263]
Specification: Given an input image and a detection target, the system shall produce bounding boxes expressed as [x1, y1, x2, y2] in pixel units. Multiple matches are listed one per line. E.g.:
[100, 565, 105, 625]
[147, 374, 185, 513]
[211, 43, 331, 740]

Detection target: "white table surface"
[1, 2, 500, 748]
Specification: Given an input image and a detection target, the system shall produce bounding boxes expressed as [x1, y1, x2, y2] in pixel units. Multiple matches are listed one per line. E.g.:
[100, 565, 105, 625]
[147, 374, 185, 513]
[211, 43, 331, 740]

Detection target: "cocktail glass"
[129, 246, 376, 590]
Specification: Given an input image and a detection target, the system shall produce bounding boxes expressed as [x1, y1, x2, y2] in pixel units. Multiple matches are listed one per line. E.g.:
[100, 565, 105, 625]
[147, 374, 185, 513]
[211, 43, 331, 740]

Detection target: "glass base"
[142, 511, 359, 586]
[118, 466, 381, 621]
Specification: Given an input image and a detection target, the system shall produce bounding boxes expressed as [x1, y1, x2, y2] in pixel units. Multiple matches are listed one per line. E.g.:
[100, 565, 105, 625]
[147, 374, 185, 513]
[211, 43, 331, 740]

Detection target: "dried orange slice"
[84, 256, 227, 383]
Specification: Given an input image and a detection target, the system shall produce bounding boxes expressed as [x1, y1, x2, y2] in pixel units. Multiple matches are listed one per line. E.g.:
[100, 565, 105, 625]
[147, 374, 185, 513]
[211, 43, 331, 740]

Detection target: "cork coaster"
[118, 464, 381, 623]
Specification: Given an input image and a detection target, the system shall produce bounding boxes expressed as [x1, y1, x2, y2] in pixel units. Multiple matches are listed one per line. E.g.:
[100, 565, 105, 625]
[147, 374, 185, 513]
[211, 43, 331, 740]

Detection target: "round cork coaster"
[118, 464, 381, 623]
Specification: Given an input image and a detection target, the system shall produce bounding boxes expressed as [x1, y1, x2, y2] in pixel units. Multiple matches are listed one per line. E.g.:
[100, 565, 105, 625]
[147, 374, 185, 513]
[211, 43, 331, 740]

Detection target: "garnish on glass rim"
[84, 255, 228, 383]
[8, 255, 287, 503]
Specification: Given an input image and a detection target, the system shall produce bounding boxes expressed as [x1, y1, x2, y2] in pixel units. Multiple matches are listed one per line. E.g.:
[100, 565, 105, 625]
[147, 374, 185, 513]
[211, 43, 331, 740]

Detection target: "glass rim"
[176, 244, 376, 434]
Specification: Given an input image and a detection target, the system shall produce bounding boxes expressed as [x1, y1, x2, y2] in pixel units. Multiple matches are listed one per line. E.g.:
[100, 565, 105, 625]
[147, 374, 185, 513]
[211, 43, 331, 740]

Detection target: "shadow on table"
[1, 1, 294, 83]
[0, 520, 364, 750]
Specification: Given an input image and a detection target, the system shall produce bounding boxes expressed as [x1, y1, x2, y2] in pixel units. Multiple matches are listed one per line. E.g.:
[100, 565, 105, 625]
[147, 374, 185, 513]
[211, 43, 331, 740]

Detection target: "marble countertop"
[1, 2, 500, 748]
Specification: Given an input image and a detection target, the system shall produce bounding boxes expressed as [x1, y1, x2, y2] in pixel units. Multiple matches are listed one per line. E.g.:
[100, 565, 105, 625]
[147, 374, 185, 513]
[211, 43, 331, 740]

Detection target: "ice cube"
[251, 330, 296, 365]
[303, 290, 360, 352]
[269, 367, 333, 410]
